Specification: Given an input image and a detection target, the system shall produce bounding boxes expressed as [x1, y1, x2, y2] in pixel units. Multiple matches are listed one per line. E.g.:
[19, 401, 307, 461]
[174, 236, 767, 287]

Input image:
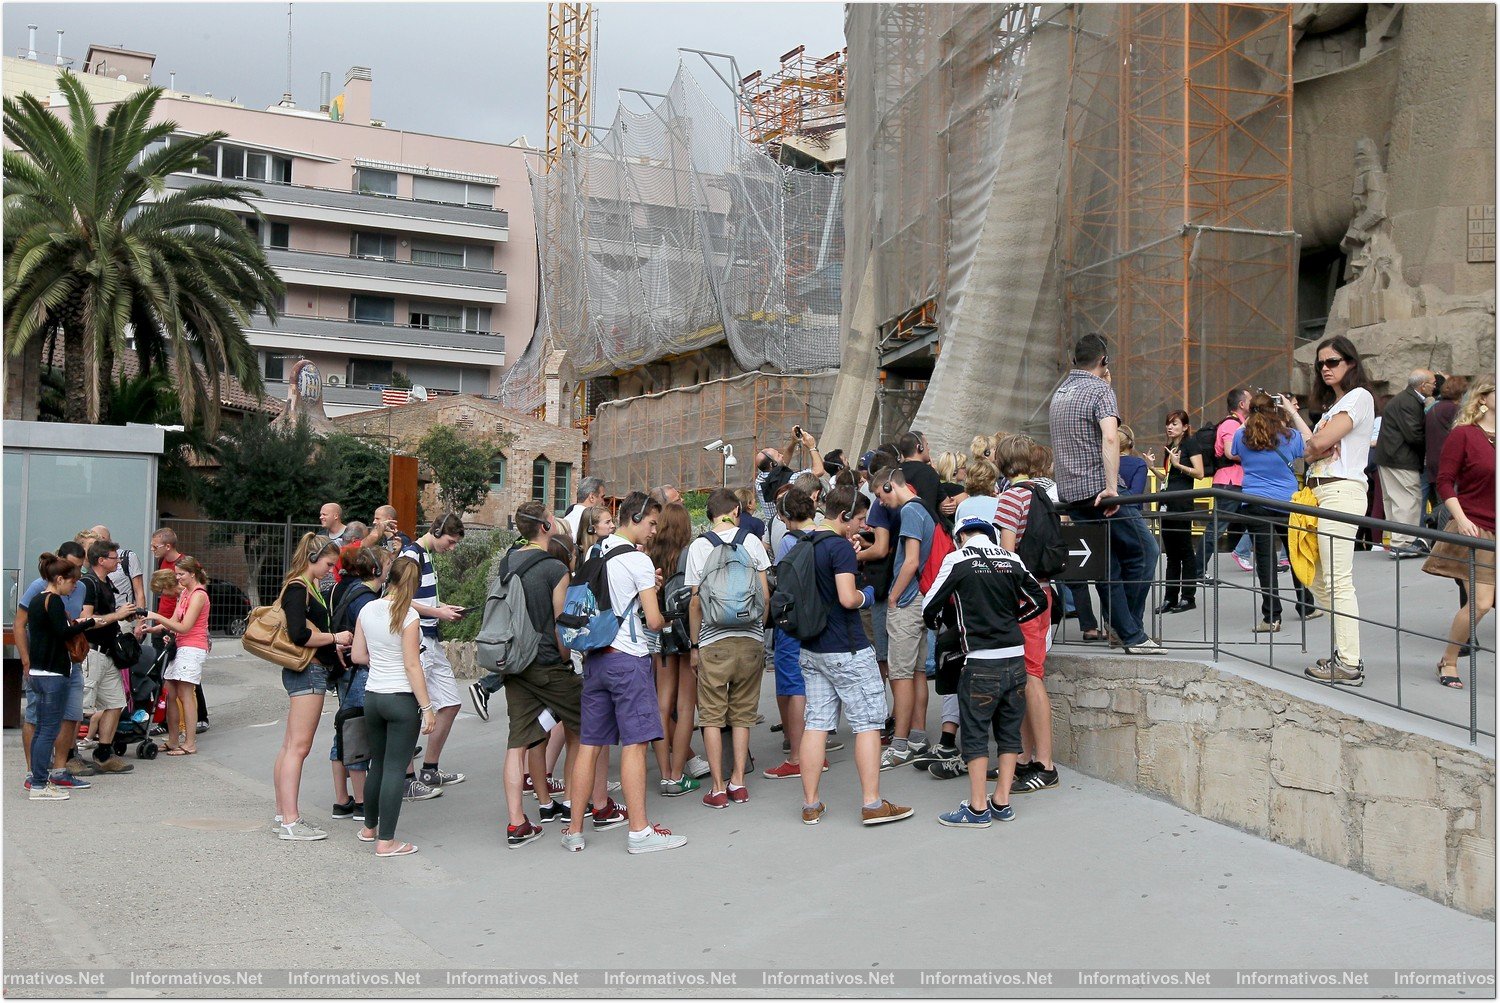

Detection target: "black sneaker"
[1015, 760, 1043, 776]
[331, 799, 358, 820]
[468, 681, 491, 722]
[1012, 767, 1060, 794]
[507, 819, 543, 847]
[537, 800, 572, 824]
[928, 756, 968, 781]
[908, 745, 956, 770]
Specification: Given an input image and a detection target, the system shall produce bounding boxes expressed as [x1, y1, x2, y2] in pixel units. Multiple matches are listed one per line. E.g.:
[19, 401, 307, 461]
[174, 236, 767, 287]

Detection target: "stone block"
[1110, 689, 1144, 716]
[1481, 786, 1495, 842]
[1138, 723, 1199, 811]
[1452, 835, 1497, 917]
[1072, 724, 1138, 787]
[1145, 692, 1217, 725]
[1074, 688, 1112, 709]
[1350, 745, 1438, 801]
[1050, 698, 1074, 762]
[1271, 787, 1354, 868]
[1360, 803, 1449, 896]
[1270, 727, 1341, 794]
[1218, 702, 1276, 731]
[1200, 732, 1271, 836]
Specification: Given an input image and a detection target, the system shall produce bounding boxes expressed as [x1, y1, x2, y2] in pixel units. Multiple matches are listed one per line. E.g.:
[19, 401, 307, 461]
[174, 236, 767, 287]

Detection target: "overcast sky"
[4, 2, 845, 145]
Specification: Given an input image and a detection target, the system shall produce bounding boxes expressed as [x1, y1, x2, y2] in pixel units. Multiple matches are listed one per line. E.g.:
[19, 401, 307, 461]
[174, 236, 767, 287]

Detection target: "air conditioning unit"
[326, 375, 342, 387]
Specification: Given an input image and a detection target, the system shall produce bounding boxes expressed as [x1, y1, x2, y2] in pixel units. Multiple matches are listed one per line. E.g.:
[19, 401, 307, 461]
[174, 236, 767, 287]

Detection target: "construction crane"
[545, 3, 596, 172]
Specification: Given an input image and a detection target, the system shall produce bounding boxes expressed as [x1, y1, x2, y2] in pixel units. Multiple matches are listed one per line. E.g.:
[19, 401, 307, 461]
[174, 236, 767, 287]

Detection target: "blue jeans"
[1069, 502, 1157, 646]
[29, 673, 70, 785]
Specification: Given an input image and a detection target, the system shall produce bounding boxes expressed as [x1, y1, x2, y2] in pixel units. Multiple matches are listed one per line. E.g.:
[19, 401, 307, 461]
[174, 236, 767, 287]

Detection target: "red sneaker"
[727, 785, 749, 804]
[522, 772, 535, 794]
[702, 788, 728, 809]
[762, 760, 801, 780]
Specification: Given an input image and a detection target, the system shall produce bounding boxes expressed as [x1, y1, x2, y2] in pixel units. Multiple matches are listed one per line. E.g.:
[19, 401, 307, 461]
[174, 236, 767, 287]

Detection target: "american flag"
[380, 388, 411, 407]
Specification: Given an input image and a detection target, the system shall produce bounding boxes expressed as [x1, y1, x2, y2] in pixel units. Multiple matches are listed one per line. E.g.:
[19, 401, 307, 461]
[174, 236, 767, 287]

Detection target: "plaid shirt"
[1048, 369, 1120, 504]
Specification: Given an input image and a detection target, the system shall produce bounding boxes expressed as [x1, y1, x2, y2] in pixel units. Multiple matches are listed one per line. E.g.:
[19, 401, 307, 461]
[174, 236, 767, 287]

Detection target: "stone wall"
[331, 395, 584, 529]
[1047, 654, 1495, 918]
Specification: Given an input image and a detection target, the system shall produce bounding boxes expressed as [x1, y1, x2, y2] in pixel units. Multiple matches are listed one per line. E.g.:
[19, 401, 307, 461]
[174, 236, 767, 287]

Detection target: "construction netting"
[500, 63, 844, 415]
[588, 371, 835, 494]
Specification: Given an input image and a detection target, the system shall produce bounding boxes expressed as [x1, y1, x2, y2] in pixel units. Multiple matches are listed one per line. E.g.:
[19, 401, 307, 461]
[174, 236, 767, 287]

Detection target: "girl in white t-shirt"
[349, 558, 435, 857]
[1281, 334, 1376, 685]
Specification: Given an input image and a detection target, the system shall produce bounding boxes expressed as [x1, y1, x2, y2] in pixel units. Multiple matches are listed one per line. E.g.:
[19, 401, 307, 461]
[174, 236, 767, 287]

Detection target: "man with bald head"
[1374, 368, 1436, 557]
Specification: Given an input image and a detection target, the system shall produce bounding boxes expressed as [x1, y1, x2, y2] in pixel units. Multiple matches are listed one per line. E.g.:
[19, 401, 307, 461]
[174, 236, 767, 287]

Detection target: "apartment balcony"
[263, 246, 507, 305]
[164, 174, 509, 242]
[245, 312, 506, 366]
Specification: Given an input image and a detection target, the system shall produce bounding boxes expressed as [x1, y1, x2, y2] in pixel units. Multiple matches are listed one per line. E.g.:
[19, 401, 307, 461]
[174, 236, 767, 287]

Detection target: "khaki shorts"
[503, 661, 583, 750]
[82, 648, 127, 712]
[696, 635, 764, 729]
[885, 600, 928, 682]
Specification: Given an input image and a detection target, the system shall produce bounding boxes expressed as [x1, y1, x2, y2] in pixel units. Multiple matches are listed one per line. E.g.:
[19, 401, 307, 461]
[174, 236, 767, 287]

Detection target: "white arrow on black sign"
[1069, 538, 1092, 563]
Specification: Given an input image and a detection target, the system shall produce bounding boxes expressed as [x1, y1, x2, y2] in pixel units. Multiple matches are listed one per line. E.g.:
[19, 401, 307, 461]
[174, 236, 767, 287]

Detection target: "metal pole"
[1211, 503, 1220, 661]
[1469, 552, 1478, 745]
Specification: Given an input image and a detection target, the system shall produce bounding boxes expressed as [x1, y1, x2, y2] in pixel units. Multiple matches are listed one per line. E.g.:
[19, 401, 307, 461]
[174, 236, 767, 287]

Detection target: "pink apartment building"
[70, 49, 538, 415]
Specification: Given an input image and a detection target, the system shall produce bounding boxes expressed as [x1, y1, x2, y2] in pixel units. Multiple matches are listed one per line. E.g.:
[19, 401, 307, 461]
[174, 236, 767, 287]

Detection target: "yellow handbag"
[242, 582, 317, 671]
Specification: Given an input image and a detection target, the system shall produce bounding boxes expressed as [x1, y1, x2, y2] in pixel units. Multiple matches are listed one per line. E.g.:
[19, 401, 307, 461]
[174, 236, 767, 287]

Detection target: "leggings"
[1160, 508, 1199, 603]
[363, 691, 421, 841]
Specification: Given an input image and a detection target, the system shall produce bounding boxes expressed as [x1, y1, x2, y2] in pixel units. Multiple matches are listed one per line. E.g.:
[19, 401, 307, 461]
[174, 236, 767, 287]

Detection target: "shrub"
[433, 527, 519, 642]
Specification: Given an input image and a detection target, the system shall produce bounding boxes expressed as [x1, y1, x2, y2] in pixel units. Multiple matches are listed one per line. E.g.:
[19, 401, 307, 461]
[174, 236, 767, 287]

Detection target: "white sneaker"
[685, 756, 711, 780]
[30, 782, 69, 801]
[1125, 638, 1163, 655]
[627, 823, 687, 854]
[275, 819, 328, 841]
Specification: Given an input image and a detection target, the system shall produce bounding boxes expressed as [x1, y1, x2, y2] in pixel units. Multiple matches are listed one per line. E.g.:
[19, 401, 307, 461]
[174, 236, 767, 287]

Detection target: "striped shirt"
[398, 541, 441, 636]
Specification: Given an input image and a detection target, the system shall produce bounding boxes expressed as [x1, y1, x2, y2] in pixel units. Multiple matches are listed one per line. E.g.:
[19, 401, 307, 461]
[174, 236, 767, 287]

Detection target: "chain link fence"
[159, 519, 321, 635]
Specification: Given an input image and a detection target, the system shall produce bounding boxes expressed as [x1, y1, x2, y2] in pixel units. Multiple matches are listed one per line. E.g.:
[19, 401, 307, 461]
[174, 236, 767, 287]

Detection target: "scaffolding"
[739, 46, 847, 149]
[545, 3, 595, 172]
[588, 371, 835, 493]
[500, 63, 844, 416]
[1064, 4, 1296, 432]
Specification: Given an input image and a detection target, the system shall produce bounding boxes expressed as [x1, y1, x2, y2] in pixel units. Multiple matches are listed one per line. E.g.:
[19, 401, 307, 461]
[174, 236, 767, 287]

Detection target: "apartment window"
[220, 146, 245, 180]
[356, 168, 398, 196]
[351, 232, 398, 260]
[267, 221, 290, 249]
[411, 240, 494, 270]
[405, 363, 489, 394]
[489, 453, 507, 492]
[348, 359, 393, 387]
[532, 456, 550, 506]
[242, 151, 292, 184]
[191, 143, 220, 176]
[552, 463, 572, 515]
[463, 306, 492, 333]
[412, 176, 495, 208]
[350, 295, 395, 325]
[409, 303, 463, 332]
[261, 352, 284, 382]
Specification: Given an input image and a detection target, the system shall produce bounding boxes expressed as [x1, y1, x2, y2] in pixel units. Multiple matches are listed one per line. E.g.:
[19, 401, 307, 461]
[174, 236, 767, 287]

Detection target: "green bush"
[433, 528, 519, 642]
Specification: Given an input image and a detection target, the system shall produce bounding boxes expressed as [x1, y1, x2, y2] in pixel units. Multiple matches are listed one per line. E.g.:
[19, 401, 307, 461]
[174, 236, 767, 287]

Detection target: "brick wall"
[331, 395, 584, 528]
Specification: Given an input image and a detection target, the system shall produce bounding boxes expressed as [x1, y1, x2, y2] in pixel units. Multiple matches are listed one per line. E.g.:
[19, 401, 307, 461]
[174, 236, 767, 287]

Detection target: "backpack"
[696, 529, 765, 630]
[1202, 415, 1241, 474]
[331, 579, 376, 637]
[1016, 483, 1070, 580]
[917, 522, 955, 595]
[770, 529, 838, 642]
[659, 548, 694, 654]
[557, 544, 640, 653]
[476, 550, 555, 677]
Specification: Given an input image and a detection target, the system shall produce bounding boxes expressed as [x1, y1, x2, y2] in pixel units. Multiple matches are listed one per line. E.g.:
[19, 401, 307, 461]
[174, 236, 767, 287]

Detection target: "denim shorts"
[958, 656, 1028, 762]
[283, 663, 330, 698]
[24, 665, 85, 725]
[773, 629, 805, 697]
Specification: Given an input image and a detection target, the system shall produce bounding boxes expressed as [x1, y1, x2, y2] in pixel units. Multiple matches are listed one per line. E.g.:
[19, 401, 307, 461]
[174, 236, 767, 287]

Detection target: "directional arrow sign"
[1057, 523, 1108, 582]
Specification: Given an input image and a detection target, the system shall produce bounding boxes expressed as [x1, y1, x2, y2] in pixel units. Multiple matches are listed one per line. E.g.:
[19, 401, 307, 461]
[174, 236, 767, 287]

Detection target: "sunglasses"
[1317, 356, 1349, 370]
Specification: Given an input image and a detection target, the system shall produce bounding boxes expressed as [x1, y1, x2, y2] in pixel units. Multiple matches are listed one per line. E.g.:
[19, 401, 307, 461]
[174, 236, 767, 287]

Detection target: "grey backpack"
[697, 529, 765, 630]
[476, 550, 555, 677]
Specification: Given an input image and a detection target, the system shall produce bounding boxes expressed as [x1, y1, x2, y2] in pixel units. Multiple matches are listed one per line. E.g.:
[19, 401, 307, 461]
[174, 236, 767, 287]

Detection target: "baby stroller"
[110, 638, 169, 761]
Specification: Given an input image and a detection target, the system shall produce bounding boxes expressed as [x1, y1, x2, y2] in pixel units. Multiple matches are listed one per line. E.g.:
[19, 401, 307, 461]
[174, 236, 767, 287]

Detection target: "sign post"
[1056, 523, 1108, 582]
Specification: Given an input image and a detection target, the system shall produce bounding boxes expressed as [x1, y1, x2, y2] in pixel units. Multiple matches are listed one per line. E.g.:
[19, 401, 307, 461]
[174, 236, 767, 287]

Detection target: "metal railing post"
[283, 517, 294, 574]
[1469, 552, 1479, 746]
[1211, 503, 1220, 661]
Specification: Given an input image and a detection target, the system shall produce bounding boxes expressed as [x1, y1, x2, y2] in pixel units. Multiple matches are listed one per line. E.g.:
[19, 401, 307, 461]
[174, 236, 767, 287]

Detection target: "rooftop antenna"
[279, 3, 296, 107]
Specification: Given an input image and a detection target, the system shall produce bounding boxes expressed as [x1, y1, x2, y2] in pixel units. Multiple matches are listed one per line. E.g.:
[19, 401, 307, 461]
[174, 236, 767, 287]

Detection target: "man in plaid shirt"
[1048, 334, 1162, 654]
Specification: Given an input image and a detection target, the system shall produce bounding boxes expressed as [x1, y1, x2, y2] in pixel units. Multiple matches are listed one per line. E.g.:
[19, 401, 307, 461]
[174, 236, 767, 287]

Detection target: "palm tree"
[3, 72, 284, 433]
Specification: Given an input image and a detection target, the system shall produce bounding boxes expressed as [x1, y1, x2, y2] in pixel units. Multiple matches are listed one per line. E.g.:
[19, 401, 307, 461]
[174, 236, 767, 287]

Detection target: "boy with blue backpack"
[558, 491, 686, 855]
[685, 489, 772, 809]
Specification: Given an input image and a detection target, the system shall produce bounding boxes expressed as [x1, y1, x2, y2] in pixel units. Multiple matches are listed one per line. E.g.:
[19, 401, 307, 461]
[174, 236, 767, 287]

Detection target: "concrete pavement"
[3, 643, 1494, 996]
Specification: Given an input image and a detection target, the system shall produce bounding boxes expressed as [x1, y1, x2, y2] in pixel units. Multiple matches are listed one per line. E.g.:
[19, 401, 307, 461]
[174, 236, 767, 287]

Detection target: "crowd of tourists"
[20, 333, 1493, 859]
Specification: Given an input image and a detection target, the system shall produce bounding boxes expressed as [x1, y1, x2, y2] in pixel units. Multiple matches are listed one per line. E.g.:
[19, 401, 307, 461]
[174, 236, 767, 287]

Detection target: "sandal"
[164, 747, 189, 756]
[376, 842, 419, 857]
[1080, 629, 1107, 643]
[358, 831, 376, 843]
[1437, 662, 1465, 689]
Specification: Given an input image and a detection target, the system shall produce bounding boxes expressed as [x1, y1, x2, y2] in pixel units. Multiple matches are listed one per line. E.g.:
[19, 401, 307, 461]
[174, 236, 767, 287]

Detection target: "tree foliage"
[416, 424, 514, 517]
[3, 72, 283, 432]
[103, 368, 217, 502]
[322, 433, 391, 524]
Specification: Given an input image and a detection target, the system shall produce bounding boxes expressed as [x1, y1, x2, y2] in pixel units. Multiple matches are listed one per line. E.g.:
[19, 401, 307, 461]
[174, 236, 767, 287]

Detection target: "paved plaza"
[3, 640, 1493, 996]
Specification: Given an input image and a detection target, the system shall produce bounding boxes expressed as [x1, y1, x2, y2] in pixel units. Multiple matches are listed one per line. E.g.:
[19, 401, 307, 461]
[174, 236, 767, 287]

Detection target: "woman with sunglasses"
[1280, 335, 1376, 686]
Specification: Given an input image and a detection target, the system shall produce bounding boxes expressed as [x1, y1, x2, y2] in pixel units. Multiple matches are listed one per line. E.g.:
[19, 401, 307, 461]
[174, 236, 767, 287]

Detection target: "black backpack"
[331, 579, 377, 636]
[1200, 415, 1241, 475]
[769, 529, 838, 642]
[1016, 483, 1070, 580]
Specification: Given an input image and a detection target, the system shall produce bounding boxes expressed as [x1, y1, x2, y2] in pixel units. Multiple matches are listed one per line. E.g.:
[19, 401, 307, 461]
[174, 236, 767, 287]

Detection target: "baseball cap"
[956, 517, 997, 543]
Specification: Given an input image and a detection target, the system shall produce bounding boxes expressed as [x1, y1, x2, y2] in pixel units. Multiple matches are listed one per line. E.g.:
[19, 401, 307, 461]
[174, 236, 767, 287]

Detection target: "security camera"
[704, 439, 725, 451]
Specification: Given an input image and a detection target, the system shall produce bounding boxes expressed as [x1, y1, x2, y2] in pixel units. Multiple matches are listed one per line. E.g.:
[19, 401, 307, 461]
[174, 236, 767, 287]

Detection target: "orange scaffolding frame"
[740, 46, 847, 149]
[1064, 4, 1297, 433]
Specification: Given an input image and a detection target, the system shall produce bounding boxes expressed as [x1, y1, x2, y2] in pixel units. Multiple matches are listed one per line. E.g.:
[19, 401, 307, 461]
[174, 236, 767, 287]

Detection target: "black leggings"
[1160, 508, 1200, 603]
[1241, 504, 1314, 622]
[364, 691, 421, 841]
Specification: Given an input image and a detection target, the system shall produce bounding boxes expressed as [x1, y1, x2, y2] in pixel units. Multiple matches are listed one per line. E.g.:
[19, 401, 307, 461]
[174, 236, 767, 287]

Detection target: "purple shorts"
[580, 649, 664, 748]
